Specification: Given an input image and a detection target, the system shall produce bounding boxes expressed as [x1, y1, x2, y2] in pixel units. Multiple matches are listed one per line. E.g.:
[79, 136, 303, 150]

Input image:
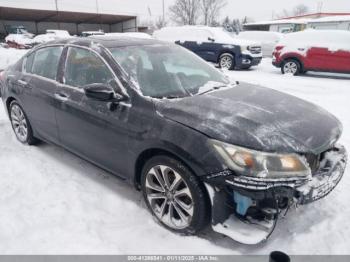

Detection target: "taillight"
[275, 45, 284, 51]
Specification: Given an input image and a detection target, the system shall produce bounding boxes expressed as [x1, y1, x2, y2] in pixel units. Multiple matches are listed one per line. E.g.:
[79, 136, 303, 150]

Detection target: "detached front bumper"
[297, 145, 347, 204]
[203, 144, 347, 244]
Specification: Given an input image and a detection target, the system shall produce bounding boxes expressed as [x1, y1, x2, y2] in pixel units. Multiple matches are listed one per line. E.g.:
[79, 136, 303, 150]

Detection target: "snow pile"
[105, 32, 152, 39]
[33, 30, 72, 44]
[5, 34, 34, 46]
[153, 26, 258, 46]
[278, 29, 350, 55]
[0, 47, 27, 70]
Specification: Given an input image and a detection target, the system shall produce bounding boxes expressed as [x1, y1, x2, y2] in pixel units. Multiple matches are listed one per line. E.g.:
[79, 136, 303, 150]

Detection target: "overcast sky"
[0, 0, 349, 22]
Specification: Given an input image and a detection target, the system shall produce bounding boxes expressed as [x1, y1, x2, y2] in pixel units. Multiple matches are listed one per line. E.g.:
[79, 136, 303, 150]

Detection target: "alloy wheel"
[283, 61, 298, 74]
[145, 165, 194, 229]
[220, 55, 233, 69]
[10, 104, 28, 143]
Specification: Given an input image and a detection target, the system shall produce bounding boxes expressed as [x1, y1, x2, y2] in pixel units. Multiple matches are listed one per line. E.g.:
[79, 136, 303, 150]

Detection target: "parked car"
[33, 30, 72, 44]
[81, 31, 105, 37]
[105, 32, 152, 39]
[4, 25, 35, 49]
[5, 34, 34, 49]
[153, 26, 262, 70]
[272, 30, 350, 75]
[236, 31, 283, 57]
[0, 37, 346, 245]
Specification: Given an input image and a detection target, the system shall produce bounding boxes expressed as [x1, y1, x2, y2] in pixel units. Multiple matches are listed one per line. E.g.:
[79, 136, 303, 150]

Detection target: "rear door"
[176, 28, 216, 61]
[55, 46, 131, 176]
[19, 46, 63, 143]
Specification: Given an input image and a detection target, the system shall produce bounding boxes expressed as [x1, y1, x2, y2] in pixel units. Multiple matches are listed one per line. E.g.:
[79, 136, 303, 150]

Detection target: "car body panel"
[155, 83, 342, 155]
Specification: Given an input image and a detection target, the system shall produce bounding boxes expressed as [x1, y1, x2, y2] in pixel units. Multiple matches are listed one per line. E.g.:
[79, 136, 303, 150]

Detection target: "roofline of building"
[278, 12, 350, 20]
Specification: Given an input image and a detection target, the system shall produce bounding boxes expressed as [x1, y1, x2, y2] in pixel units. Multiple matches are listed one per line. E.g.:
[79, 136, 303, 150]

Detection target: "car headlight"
[211, 140, 311, 178]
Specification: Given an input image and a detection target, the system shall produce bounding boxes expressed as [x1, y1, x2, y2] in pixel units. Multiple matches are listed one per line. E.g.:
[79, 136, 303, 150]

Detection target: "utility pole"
[55, 0, 60, 29]
[162, 0, 165, 25]
[95, 0, 102, 31]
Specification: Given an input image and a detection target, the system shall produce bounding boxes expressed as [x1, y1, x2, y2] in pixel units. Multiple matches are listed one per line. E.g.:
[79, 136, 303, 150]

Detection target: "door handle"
[17, 79, 30, 87]
[54, 93, 69, 102]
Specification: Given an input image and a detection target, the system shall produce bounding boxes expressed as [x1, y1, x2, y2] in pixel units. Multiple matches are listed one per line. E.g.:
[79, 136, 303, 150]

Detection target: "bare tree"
[155, 16, 168, 29]
[169, 0, 200, 25]
[200, 0, 227, 26]
[276, 4, 310, 18]
[293, 4, 309, 16]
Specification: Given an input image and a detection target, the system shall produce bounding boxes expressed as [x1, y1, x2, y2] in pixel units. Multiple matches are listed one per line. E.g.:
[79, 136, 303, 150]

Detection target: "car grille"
[248, 46, 262, 54]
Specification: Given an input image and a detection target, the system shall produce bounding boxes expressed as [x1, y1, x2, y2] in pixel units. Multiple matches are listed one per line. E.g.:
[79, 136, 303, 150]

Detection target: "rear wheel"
[9, 101, 38, 145]
[141, 155, 209, 234]
[281, 59, 301, 75]
[219, 53, 234, 70]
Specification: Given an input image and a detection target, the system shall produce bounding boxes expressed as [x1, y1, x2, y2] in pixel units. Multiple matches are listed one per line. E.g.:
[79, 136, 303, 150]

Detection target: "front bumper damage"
[203, 145, 347, 244]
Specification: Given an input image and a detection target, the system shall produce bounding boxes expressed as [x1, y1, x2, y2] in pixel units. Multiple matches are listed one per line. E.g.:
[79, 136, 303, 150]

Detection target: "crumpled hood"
[155, 83, 342, 154]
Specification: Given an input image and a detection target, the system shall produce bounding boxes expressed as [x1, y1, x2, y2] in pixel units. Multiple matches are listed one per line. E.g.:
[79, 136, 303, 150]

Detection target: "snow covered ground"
[0, 49, 350, 254]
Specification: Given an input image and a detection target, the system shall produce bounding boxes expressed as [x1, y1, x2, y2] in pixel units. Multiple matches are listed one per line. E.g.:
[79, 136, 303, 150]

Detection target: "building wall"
[0, 17, 137, 36]
[307, 21, 350, 30]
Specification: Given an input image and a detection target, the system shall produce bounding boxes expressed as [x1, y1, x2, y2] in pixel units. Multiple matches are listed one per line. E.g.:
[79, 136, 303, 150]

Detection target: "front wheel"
[141, 155, 209, 234]
[219, 53, 234, 70]
[281, 59, 301, 75]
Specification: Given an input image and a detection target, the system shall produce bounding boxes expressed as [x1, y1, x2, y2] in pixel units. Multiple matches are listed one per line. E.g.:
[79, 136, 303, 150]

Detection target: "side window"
[24, 52, 35, 73]
[64, 47, 114, 87]
[31, 46, 63, 80]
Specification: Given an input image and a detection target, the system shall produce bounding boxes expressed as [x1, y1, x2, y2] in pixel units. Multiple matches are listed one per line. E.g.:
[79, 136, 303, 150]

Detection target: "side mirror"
[84, 83, 115, 101]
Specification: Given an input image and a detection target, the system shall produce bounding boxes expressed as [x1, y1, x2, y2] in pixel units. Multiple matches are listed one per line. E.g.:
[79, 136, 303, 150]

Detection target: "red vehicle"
[272, 30, 350, 75]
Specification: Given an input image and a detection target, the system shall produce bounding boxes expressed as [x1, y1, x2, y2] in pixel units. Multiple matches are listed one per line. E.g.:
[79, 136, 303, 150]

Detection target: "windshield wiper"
[197, 85, 227, 95]
[153, 95, 184, 99]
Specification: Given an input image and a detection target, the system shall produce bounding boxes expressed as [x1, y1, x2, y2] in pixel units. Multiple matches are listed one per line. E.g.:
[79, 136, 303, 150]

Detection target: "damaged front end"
[203, 144, 347, 245]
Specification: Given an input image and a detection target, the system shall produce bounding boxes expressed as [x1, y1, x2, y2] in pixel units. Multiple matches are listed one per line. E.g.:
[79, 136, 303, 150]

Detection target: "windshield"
[109, 44, 230, 98]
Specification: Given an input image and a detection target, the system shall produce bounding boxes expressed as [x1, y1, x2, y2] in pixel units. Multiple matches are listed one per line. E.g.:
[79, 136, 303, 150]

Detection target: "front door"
[55, 46, 131, 176]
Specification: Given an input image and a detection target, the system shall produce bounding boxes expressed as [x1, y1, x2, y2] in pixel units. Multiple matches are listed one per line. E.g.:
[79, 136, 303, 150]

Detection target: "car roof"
[42, 36, 165, 48]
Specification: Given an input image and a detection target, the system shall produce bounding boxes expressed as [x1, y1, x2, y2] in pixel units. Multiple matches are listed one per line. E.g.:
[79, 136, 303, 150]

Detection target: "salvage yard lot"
[0, 54, 350, 254]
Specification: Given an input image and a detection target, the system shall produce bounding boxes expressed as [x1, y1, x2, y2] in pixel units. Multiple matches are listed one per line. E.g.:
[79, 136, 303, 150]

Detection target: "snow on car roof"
[153, 26, 259, 46]
[278, 29, 350, 52]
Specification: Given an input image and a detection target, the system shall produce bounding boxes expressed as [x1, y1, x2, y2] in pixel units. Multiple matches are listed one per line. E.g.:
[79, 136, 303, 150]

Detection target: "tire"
[141, 155, 210, 235]
[241, 65, 252, 70]
[219, 53, 234, 70]
[9, 101, 38, 145]
[281, 59, 301, 75]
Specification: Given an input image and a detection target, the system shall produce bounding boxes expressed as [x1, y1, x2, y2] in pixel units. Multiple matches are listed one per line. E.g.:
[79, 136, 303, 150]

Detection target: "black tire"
[281, 59, 301, 75]
[219, 53, 235, 70]
[141, 155, 210, 235]
[241, 65, 252, 70]
[9, 100, 38, 145]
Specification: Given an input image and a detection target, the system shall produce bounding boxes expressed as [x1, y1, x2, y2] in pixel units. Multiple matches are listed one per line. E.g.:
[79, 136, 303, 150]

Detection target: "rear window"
[31, 46, 63, 80]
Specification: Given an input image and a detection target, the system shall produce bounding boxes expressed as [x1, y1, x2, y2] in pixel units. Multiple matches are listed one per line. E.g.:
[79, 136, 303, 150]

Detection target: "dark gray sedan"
[0, 36, 347, 244]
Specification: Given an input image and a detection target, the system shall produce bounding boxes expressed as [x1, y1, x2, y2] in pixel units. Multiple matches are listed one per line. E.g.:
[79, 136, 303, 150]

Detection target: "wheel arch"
[281, 55, 305, 71]
[217, 51, 235, 64]
[5, 96, 17, 114]
[134, 146, 203, 191]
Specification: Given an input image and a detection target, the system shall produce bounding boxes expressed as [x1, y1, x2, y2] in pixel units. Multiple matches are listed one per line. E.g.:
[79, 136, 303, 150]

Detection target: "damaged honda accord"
[0, 37, 347, 245]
